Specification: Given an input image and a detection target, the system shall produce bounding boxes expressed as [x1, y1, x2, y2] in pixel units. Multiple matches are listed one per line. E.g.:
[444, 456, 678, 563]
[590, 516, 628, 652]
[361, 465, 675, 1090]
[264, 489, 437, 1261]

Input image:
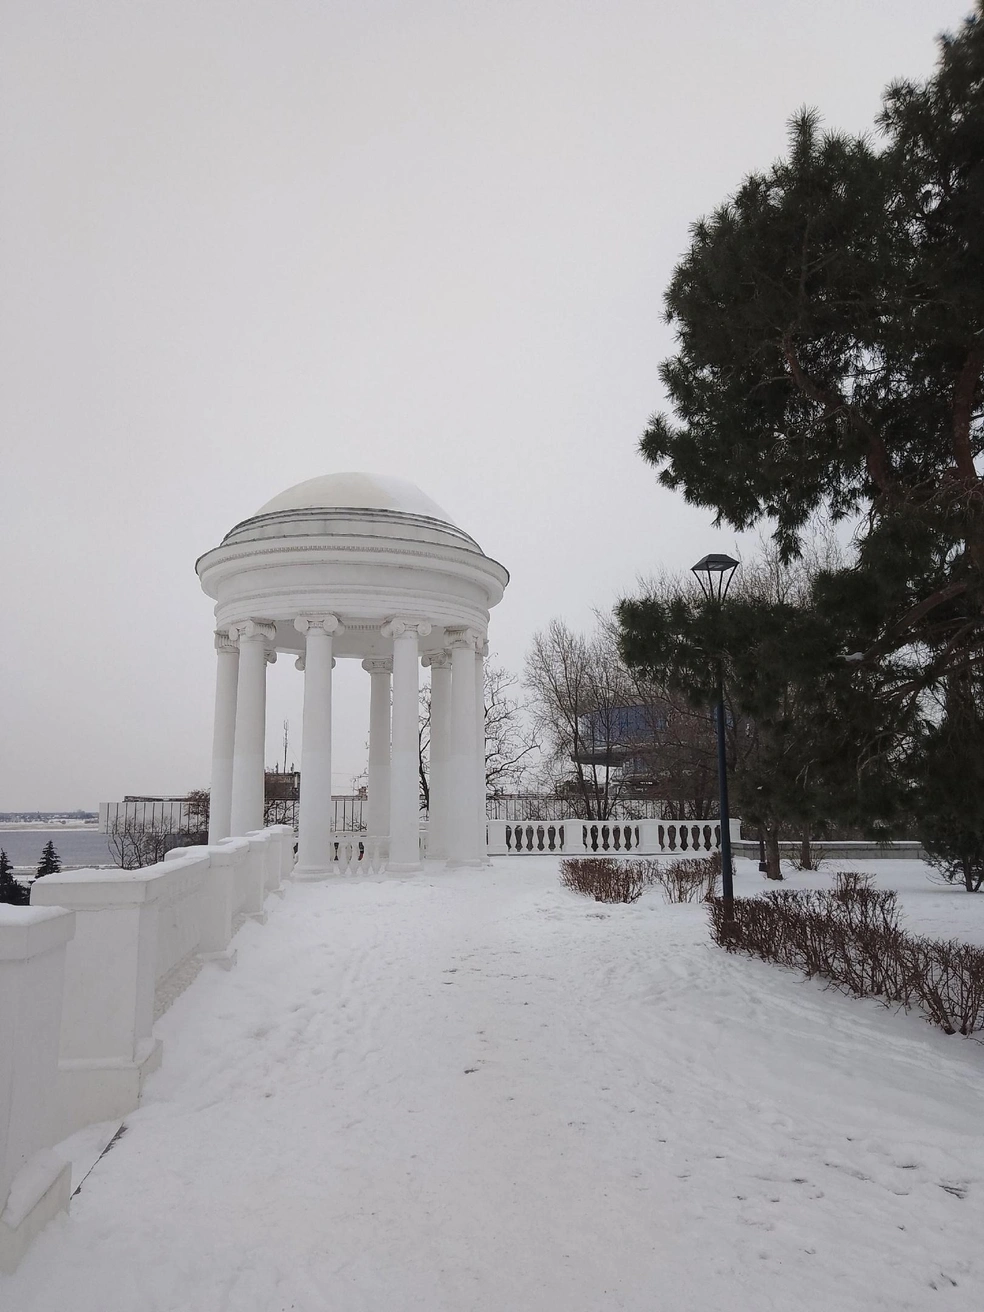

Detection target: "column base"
[446, 857, 484, 870]
[386, 861, 423, 874]
[292, 865, 330, 881]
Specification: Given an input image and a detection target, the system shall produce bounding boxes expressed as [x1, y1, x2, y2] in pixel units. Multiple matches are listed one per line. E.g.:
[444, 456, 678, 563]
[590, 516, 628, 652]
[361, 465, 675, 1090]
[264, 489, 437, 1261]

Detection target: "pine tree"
[640, 7, 984, 703]
[36, 839, 61, 877]
[0, 849, 30, 905]
[913, 705, 984, 892]
[617, 555, 907, 877]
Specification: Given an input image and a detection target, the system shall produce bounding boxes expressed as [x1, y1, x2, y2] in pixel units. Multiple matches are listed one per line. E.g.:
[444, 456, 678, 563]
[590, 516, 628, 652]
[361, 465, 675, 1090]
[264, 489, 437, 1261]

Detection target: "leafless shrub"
[559, 858, 648, 903]
[649, 855, 720, 903]
[708, 884, 984, 1036]
[108, 814, 186, 869]
[793, 844, 827, 871]
[832, 870, 873, 897]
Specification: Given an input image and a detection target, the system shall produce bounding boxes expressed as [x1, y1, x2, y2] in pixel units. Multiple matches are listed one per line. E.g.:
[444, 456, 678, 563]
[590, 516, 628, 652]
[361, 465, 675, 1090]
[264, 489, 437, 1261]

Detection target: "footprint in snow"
[929, 1273, 958, 1289]
[939, 1183, 968, 1199]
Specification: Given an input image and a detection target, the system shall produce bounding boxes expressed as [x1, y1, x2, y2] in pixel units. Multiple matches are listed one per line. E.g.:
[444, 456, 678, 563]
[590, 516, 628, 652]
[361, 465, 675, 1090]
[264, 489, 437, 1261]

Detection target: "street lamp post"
[691, 554, 740, 926]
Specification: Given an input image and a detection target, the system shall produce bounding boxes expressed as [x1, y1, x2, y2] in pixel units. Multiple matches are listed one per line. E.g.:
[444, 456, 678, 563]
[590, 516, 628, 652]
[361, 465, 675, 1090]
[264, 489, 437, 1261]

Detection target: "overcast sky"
[0, 0, 972, 810]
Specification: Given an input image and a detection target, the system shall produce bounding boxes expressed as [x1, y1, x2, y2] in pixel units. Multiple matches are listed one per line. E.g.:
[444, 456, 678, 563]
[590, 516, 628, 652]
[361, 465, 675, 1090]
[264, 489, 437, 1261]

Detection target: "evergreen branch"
[856, 579, 969, 664]
[781, 334, 894, 495]
[952, 340, 984, 480]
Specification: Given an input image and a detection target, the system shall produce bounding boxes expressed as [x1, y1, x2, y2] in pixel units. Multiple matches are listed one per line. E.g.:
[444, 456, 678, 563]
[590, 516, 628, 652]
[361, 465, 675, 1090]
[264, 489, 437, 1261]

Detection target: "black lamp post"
[691, 554, 740, 924]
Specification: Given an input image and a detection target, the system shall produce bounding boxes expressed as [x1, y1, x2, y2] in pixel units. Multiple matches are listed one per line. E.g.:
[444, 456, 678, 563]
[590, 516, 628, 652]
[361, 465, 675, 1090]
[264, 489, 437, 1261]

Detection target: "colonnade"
[207, 617, 489, 876]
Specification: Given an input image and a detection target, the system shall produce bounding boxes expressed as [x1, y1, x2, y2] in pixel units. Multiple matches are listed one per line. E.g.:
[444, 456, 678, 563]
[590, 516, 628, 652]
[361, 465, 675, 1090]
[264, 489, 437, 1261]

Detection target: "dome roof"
[254, 472, 456, 525]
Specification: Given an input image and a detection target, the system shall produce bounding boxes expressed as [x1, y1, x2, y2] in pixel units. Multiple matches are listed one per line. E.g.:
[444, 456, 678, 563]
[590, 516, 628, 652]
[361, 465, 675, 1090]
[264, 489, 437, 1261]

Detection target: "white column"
[363, 658, 392, 837]
[294, 615, 340, 879]
[446, 629, 482, 868]
[229, 620, 276, 837]
[423, 651, 451, 859]
[383, 619, 431, 871]
[208, 631, 239, 843]
[475, 639, 490, 864]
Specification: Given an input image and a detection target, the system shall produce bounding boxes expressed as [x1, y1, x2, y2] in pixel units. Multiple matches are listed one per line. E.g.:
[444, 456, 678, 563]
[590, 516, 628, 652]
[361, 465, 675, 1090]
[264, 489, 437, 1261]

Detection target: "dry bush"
[650, 855, 720, 904]
[708, 881, 984, 1036]
[793, 846, 827, 872]
[832, 870, 873, 897]
[559, 858, 648, 904]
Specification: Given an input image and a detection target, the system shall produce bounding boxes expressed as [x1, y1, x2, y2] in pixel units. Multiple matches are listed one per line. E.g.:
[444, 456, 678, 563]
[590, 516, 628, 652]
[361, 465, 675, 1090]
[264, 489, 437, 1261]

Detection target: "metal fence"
[100, 795, 369, 835]
[485, 794, 666, 822]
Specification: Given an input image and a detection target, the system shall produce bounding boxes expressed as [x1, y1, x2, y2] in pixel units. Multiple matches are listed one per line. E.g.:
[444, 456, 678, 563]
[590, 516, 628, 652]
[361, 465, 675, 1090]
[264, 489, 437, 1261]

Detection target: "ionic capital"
[293, 614, 343, 637]
[422, 651, 451, 670]
[362, 657, 393, 675]
[381, 618, 433, 641]
[265, 650, 278, 666]
[445, 626, 484, 652]
[230, 619, 277, 645]
[214, 629, 238, 655]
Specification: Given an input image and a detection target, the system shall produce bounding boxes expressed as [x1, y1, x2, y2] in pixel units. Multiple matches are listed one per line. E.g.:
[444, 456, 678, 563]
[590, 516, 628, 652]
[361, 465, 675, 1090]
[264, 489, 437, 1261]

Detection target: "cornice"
[196, 534, 509, 590]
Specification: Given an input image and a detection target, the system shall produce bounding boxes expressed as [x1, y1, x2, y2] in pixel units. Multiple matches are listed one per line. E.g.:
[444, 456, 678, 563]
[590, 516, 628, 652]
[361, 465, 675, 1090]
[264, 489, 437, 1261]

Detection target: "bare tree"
[184, 788, 211, 841]
[524, 620, 636, 820]
[108, 813, 184, 869]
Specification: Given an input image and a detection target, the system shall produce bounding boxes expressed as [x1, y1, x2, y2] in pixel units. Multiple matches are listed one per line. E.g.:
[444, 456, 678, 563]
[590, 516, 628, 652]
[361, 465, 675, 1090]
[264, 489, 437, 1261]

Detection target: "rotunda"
[196, 472, 509, 876]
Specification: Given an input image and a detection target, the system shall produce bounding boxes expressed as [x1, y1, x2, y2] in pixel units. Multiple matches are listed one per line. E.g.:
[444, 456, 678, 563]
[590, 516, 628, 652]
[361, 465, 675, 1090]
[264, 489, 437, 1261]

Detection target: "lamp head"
[691, 553, 740, 604]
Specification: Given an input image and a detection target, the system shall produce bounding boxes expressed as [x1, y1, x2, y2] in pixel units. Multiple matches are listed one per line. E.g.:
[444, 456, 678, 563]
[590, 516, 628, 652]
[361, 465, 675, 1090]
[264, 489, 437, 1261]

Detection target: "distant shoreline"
[0, 821, 99, 830]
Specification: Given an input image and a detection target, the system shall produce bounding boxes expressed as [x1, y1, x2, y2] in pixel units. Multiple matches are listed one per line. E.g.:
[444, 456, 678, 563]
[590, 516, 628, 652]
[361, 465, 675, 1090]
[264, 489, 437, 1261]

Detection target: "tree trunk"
[800, 831, 813, 870]
[764, 826, 783, 880]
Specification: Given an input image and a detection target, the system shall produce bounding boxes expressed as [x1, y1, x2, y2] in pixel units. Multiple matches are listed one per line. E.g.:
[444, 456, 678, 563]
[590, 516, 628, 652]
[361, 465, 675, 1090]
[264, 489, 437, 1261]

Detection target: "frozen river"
[0, 828, 115, 869]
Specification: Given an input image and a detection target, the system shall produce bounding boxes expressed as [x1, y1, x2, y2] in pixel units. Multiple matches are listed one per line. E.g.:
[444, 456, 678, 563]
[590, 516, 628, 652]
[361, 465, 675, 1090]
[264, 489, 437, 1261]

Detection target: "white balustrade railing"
[486, 817, 727, 857]
[330, 833, 387, 876]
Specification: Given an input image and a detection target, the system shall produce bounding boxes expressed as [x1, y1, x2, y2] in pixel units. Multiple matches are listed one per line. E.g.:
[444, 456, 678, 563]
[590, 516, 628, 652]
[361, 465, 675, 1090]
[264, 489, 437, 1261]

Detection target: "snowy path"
[6, 859, 984, 1311]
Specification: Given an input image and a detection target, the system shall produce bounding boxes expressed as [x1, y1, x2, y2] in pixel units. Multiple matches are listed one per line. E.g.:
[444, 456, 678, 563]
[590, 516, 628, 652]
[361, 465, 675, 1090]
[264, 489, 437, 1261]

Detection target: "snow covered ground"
[5, 856, 984, 1311]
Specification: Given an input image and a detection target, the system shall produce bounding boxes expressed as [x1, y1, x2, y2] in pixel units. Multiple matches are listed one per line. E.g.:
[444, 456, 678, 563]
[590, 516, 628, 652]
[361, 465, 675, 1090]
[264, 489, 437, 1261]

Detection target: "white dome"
[255, 472, 456, 525]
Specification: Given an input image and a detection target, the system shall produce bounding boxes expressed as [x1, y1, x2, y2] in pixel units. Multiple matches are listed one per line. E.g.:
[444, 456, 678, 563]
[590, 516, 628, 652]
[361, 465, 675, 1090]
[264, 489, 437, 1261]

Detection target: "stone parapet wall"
[0, 825, 294, 1273]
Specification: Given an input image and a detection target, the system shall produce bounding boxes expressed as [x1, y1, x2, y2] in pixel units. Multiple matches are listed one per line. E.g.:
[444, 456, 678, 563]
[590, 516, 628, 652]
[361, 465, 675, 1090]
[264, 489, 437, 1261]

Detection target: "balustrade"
[329, 834, 387, 876]
[485, 817, 723, 856]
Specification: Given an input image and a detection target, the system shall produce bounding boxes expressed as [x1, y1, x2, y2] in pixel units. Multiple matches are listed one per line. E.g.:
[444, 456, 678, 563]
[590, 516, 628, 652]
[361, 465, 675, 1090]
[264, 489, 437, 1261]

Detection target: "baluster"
[547, 824, 556, 851]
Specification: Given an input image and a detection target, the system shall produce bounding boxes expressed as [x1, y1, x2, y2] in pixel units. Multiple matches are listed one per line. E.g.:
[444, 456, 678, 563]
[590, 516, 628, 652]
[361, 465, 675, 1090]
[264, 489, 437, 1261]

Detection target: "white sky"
[0, 0, 971, 810]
